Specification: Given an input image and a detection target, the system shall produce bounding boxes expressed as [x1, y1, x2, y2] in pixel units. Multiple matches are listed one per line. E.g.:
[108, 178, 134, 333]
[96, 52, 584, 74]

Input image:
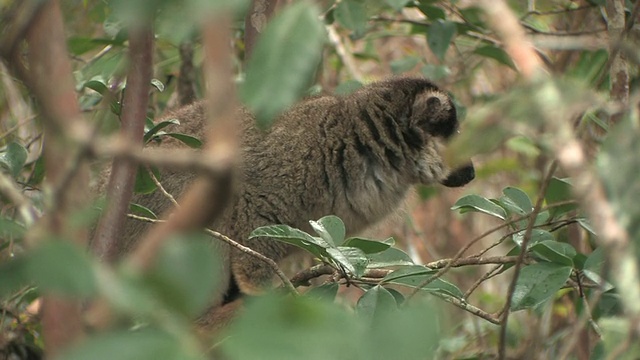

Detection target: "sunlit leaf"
[451, 194, 507, 220]
[310, 215, 345, 246]
[512, 229, 554, 248]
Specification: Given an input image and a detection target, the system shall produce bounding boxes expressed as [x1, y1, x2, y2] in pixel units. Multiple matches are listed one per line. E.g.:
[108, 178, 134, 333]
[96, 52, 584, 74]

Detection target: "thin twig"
[498, 161, 558, 359]
[146, 165, 180, 208]
[127, 214, 298, 297]
[464, 264, 503, 299]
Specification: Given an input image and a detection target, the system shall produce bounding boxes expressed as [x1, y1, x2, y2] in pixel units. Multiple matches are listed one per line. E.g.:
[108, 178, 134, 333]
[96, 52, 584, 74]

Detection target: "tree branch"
[23, 0, 89, 355]
[91, 25, 154, 262]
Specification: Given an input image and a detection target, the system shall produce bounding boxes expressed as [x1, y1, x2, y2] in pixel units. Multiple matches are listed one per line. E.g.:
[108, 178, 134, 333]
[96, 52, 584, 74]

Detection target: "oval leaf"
[146, 233, 223, 317]
[503, 186, 533, 214]
[165, 133, 203, 148]
[530, 240, 576, 266]
[309, 215, 345, 246]
[327, 246, 368, 278]
[451, 194, 507, 220]
[250, 224, 330, 259]
[512, 229, 554, 248]
[28, 240, 97, 297]
[343, 237, 391, 254]
[0, 142, 28, 178]
[511, 263, 572, 311]
[427, 20, 456, 61]
[366, 247, 414, 268]
[474, 45, 516, 69]
[356, 285, 397, 324]
[334, 0, 368, 35]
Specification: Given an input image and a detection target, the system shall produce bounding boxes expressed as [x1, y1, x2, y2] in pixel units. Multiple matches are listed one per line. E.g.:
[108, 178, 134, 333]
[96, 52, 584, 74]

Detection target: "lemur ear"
[410, 90, 458, 139]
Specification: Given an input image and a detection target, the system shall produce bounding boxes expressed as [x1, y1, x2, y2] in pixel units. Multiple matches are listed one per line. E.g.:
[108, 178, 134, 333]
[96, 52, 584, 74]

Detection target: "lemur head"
[396, 78, 475, 188]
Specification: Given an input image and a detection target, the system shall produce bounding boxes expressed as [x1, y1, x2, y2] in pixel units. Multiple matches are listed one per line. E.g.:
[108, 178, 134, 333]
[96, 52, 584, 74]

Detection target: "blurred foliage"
[1, 0, 640, 359]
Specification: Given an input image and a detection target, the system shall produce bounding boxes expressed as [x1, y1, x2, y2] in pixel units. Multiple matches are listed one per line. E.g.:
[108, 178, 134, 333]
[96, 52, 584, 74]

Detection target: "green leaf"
[165, 133, 203, 148]
[544, 177, 578, 218]
[382, 265, 463, 298]
[305, 282, 339, 301]
[366, 247, 414, 268]
[390, 56, 419, 74]
[417, 5, 446, 20]
[334, 80, 363, 95]
[420, 64, 451, 80]
[223, 295, 362, 359]
[598, 317, 640, 360]
[334, 0, 368, 35]
[385, 0, 412, 11]
[583, 247, 614, 291]
[451, 194, 507, 220]
[146, 233, 224, 317]
[134, 166, 160, 194]
[0, 256, 29, 297]
[28, 241, 97, 297]
[327, 247, 369, 278]
[67, 37, 104, 56]
[357, 286, 397, 324]
[241, 2, 325, 129]
[474, 45, 516, 69]
[0, 216, 26, 239]
[83, 78, 109, 95]
[597, 117, 640, 253]
[150, 78, 165, 92]
[0, 142, 28, 178]
[250, 224, 331, 259]
[144, 118, 180, 143]
[61, 328, 195, 360]
[530, 240, 576, 266]
[427, 20, 456, 61]
[129, 203, 158, 219]
[342, 237, 391, 254]
[309, 215, 345, 246]
[503, 187, 533, 214]
[511, 263, 572, 311]
[512, 229, 554, 248]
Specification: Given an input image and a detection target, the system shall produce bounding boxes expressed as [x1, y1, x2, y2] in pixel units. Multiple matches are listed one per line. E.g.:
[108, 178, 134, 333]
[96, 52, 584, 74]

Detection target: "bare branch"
[244, 0, 280, 62]
[127, 214, 298, 296]
[92, 25, 154, 262]
[498, 161, 557, 359]
[23, 0, 89, 355]
[127, 13, 237, 273]
[476, 0, 545, 79]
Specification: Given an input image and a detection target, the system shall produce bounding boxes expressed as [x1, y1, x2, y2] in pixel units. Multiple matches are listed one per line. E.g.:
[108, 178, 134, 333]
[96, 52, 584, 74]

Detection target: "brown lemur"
[100, 76, 475, 317]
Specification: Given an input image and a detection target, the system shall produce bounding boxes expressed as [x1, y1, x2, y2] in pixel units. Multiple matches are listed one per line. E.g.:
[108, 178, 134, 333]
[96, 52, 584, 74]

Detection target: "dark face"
[410, 88, 475, 188]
